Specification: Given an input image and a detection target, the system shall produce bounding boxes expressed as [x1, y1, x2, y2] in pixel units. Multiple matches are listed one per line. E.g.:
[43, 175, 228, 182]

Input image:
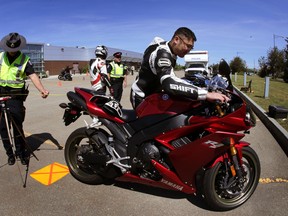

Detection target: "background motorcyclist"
[130, 27, 230, 109]
[61, 66, 72, 75]
[59, 66, 72, 80]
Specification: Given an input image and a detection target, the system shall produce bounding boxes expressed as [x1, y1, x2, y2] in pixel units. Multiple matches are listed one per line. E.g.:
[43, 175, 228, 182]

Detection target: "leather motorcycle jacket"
[131, 37, 207, 108]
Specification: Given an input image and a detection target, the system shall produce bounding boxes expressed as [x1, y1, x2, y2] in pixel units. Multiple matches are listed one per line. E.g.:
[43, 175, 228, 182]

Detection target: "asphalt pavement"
[0, 73, 287, 216]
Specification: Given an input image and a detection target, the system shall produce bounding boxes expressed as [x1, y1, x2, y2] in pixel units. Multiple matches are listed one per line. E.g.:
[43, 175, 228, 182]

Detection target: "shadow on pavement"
[25, 132, 63, 151]
[113, 181, 210, 210]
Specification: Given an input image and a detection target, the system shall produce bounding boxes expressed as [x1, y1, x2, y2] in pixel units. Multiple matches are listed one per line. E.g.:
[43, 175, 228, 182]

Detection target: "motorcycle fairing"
[116, 160, 195, 194]
[117, 139, 249, 194]
[73, 87, 125, 123]
[168, 131, 245, 187]
[126, 114, 189, 160]
[208, 141, 250, 168]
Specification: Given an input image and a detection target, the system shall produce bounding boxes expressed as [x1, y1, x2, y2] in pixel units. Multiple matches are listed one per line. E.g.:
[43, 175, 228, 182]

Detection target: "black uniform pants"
[110, 78, 124, 102]
[0, 99, 26, 157]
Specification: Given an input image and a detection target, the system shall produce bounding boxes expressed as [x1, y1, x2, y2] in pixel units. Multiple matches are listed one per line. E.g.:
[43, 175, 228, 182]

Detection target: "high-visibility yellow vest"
[0, 52, 29, 88]
[110, 62, 124, 78]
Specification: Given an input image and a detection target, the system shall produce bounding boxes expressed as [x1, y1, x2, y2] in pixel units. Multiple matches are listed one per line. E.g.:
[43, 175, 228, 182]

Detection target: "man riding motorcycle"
[130, 27, 229, 109]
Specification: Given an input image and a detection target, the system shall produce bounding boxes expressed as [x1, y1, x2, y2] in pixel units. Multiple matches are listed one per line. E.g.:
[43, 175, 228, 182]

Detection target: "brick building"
[1, 43, 143, 77]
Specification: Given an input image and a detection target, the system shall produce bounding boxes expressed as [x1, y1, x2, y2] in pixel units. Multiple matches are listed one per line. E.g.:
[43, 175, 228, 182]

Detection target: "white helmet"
[95, 45, 108, 59]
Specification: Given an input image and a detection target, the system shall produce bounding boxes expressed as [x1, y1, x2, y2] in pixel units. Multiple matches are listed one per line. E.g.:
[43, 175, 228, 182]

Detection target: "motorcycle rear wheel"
[58, 75, 63, 80]
[64, 127, 105, 185]
[64, 74, 72, 81]
[202, 146, 260, 211]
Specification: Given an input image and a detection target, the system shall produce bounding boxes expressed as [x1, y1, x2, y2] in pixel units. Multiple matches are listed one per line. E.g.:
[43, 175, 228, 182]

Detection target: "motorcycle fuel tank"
[136, 93, 201, 118]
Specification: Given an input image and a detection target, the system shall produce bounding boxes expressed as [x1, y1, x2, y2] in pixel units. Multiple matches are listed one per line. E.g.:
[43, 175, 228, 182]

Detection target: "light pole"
[273, 34, 285, 48]
[236, 51, 243, 56]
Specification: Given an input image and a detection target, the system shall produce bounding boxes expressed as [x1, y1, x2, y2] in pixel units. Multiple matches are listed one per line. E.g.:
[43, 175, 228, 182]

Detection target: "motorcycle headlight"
[245, 107, 256, 127]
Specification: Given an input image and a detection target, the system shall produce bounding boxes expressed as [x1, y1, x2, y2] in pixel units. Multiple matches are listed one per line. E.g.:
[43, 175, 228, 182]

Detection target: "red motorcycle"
[60, 59, 260, 211]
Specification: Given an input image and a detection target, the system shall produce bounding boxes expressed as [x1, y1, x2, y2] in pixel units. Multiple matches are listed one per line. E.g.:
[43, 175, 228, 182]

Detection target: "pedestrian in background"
[107, 52, 127, 102]
[0, 32, 49, 165]
[131, 65, 135, 75]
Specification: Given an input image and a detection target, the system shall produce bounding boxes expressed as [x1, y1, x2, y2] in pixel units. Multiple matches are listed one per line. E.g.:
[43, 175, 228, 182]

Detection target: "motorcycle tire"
[64, 127, 106, 185]
[64, 74, 72, 81]
[58, 75, 64, 80]
[202, 146, 260, 211]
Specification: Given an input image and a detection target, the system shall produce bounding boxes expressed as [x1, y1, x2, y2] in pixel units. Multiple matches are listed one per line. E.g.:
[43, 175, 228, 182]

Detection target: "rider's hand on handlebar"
[206, 92, 230, 103]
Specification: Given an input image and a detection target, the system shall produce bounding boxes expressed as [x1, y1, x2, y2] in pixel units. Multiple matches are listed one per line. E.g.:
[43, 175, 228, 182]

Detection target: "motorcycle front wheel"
[202, 146, 260, 211]
[64, 127, 105, 185]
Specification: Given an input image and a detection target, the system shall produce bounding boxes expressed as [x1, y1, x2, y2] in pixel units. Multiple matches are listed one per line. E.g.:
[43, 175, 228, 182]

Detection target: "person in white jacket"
[89, 45, 112, 95]
[89, 45, 113, 126]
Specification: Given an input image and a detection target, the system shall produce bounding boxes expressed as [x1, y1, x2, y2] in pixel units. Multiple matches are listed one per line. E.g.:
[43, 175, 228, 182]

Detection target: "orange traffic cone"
[57, 80, 62, 86]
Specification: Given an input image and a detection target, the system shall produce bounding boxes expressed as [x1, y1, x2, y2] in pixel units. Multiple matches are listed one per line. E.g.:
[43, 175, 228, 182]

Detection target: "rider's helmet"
[95, 45, 108, 59]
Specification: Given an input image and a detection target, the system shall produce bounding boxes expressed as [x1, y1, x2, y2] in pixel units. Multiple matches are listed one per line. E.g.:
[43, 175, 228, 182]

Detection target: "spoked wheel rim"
[214, 158, 255, 203]
[203, 146, 260, 210]
[66, 135, 96, 177]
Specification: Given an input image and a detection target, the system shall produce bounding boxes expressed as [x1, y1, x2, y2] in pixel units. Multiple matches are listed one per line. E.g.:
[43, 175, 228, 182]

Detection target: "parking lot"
[0, 73, 287, 216]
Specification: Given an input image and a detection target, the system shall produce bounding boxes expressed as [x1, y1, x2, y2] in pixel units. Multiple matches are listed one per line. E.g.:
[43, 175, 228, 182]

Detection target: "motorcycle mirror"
[219, 59, 231, 77]
[59, 103, 68, 109]
[219, 59, 233, 90]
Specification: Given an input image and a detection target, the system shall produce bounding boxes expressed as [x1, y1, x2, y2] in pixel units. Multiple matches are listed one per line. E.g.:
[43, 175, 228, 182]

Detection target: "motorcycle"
[184, 70, 210, 87]
[58, 69, 73, 81]
[59, 59, 260, 211]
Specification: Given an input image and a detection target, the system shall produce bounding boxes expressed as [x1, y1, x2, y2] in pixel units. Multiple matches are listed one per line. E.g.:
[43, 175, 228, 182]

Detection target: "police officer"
[107, 52, 127, 102]
[0, 32, 49, 165]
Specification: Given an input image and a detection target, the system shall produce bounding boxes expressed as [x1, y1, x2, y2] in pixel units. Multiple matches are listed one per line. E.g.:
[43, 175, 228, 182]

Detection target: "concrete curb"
[235, 88, 288, 156]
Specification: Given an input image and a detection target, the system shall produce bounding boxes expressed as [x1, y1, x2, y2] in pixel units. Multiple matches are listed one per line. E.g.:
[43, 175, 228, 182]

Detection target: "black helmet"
[95, 45, 108, 59]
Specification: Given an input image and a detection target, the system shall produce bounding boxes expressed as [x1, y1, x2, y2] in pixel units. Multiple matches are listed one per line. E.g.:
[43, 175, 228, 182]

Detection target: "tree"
[258, 56, 268, 77]
[209, 63, 219, 74]
[258, 46, 286, 79]
[267, 47, 285, 79]
[230, 57, 247, 74]
[283, 38, 288, 83]
[175, 63, 185, 71]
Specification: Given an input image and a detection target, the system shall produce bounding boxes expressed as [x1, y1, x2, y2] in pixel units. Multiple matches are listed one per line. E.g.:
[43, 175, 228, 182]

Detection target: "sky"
[1, 0, 287, 69]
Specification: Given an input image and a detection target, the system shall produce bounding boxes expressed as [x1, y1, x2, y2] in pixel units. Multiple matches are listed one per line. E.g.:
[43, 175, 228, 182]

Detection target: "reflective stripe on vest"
[110, 62, 124, 78]
[0, 53, 4, 73]
[0, 52, 29, 88]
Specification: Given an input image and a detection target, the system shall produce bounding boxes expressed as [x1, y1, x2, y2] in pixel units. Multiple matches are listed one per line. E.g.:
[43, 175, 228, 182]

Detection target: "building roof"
[43, 44, 143, 63]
